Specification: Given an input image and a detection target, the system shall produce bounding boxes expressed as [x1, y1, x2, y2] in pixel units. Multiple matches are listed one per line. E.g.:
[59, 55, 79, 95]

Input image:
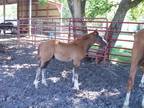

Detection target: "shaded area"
[0, 43, 143, 108]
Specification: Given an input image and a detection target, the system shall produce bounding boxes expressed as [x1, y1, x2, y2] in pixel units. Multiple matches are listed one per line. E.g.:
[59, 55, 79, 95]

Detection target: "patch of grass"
[91, 45, 99, 49]
[90, 45, 132, 63]
[110, 45, 131, 63]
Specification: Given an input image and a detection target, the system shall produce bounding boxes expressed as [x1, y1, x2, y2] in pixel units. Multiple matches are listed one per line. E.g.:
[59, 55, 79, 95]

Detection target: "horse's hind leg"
[38, 60, 51, 87]
[33, 60, 50, 88]
[33, 67, 41, 89]
[41, 61, 50, 86]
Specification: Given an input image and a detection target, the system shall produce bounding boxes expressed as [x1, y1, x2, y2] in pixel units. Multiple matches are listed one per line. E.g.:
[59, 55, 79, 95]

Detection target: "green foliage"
[129, 2, 144, 21]
[59, 0, 65, 3]
[58, 0, 114, 18]
[59, 0, 71, 18]
[38, 0, 48, 5]
[58, 0, 144, 20]
[85, 0, 113, 18]
[91, 45, 99, 49]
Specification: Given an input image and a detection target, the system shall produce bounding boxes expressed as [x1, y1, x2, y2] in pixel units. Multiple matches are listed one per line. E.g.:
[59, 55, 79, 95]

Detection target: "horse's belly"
[54, 54, 72, 62]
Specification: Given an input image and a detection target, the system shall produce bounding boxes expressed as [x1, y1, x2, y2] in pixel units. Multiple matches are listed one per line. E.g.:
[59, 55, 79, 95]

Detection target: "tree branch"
[81, 0, 86, 16]
[130, 0, 143, 8]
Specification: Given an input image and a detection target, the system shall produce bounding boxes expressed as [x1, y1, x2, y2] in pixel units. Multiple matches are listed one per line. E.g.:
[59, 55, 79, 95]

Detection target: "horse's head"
[92, 30, 107, 48]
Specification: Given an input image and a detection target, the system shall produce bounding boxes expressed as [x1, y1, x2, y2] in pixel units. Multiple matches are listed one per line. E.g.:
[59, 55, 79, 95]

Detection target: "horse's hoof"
[139, 83, 144, 88]
[42, 80, 48, 86]
[33, 80, 40, 89]
[72, 88, 79, 91]
[142, 100, 144, 108]
[122, 105, 129, 108]
[72, 86, 79, 90]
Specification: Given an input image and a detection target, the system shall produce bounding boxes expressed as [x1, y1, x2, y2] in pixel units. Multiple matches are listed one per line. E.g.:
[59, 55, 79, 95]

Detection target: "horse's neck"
[84, 40, 93, 51]
[77, 37, 93, 52]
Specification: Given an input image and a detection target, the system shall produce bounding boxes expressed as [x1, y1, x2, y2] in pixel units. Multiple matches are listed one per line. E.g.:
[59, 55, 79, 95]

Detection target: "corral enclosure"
[0, 1, 144, 108]
[0, 18, 144, 64]
[18, 18, 144, 64]
[0, 37, 143, 108]
[1, 0, 144, 64]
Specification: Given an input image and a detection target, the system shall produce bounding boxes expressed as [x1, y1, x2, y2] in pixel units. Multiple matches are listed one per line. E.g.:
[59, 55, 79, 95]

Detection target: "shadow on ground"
[0, 44, 143, 108]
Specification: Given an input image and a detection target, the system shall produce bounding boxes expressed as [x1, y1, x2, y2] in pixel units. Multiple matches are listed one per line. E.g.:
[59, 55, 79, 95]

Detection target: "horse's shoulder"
[135, 29, 144, 40]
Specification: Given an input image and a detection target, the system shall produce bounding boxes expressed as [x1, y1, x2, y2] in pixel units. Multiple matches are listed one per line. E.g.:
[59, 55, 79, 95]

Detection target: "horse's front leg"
[139, 72, 144, 108]
[72, 59, 81, 90]
[41, 68, 48, 86]
[33, 67, 41, 89]
[139, 66, 144, 108]
[123, 58, 138, 108]
[123, 92, 131, 108]
[72, 67, 80, 90]
[33, 67, 48, 88]
[40, 60, 52, 87]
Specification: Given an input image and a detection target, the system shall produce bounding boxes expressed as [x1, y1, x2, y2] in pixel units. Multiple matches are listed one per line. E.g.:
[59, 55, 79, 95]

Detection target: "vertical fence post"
[16, 19, 21, 48]
[17, 20, 20, 41]
[105, 18, 110, 62]
[107, 27, 113, 62]
[68, 18, 71, 43]
[29, 0, 32, 37]
[55, 21, 56, 40]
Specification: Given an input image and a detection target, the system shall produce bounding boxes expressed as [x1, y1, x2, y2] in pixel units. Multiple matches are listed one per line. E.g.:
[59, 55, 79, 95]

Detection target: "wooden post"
[3, 0, 5, 23]
[3, 0, 6, 35]
[29, 0, 32, 36]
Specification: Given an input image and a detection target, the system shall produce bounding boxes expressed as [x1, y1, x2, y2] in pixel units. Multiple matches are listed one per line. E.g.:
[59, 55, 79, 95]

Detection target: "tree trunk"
[67, 0, 74, 17]
[67, 0, 87, 39]
[67, 0, 143, 63]
[107, 0, 143, 44]
[98, 0, 143, 63]
[67, 0, 86, 18]
[105, 0, 130, 59]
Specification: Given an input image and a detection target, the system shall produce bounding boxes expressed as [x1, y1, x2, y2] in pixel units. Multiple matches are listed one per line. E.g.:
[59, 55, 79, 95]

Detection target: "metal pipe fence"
[1, 17, 143, 64]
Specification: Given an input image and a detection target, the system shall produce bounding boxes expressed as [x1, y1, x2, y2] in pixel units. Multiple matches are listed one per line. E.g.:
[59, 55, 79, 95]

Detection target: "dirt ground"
[0, 43, 143, 108]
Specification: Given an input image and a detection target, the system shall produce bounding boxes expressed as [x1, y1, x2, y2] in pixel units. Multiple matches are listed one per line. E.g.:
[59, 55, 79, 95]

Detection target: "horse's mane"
[75, 30, 97, 40]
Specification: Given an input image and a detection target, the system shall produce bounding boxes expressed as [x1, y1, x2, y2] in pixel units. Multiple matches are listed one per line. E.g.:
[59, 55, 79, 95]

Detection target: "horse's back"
[54, 41, 86, 61]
